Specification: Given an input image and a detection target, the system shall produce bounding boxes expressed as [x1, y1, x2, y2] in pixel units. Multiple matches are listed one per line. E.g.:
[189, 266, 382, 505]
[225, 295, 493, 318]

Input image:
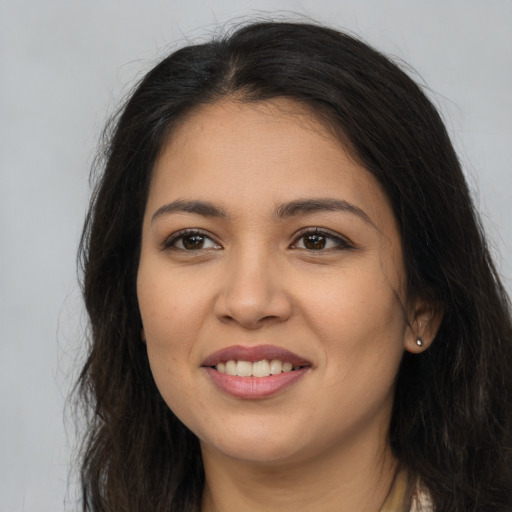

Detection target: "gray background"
[1, 1, 511, 510]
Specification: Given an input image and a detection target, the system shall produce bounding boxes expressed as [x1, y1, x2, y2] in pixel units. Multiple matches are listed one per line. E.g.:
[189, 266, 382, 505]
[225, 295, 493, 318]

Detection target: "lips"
[202, 345, 311, 399]
[202, 345, 310, 367]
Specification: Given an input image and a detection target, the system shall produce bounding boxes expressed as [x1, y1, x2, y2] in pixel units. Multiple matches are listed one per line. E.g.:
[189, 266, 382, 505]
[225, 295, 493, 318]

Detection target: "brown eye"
[182, 234, 206, 250]
[291, 229, 353, 252]
[303, 234, 327, 250]
[165, 231, 221, 251]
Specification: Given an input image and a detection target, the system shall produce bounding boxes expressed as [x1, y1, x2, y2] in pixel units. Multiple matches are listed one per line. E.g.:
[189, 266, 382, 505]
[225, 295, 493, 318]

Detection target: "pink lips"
[202, 345, 311, 399]
[202, 344, 310, 367]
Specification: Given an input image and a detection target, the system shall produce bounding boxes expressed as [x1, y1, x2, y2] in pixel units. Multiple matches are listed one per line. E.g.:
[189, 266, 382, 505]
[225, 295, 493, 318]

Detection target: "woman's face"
[137, 99, 417, 466]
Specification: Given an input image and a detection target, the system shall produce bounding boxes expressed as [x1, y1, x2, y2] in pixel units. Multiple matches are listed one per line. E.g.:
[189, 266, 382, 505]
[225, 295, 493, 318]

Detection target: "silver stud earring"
[416, 337, 423, 347]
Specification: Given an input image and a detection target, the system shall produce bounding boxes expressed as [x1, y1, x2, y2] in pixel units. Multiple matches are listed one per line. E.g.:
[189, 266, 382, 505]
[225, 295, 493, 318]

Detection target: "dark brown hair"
[77, 21, 512, 511]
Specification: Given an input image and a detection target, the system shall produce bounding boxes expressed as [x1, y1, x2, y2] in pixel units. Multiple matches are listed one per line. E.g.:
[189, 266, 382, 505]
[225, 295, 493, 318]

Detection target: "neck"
[200, 428, 398, 512]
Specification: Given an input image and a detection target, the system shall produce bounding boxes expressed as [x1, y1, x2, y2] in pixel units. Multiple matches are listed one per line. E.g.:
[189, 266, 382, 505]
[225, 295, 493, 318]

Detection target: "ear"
[404, 298, 443, 354]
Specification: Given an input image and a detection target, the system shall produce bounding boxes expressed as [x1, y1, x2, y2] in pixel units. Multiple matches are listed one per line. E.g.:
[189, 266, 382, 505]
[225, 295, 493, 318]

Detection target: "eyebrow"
[151, 197, 375, 227]
[151, 199, 226, 222]
[274, 198, 376, 227]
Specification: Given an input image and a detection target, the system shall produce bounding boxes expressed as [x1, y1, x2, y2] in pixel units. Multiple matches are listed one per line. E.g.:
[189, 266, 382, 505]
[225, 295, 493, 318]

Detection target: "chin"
[204, 440, 301, 465]
[198, 422, 308, 465]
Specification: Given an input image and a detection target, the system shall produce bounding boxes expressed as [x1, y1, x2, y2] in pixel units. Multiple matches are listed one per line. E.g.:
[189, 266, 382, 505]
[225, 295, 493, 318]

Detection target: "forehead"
[149, 98, 395, 229]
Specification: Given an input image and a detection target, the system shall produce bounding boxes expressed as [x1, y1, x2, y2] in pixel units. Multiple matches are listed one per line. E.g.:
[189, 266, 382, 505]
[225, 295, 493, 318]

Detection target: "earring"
[415, 337, 423, 347]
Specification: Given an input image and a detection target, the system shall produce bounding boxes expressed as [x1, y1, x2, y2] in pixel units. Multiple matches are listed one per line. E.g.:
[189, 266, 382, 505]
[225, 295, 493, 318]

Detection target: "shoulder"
[410, 483, 433, 512]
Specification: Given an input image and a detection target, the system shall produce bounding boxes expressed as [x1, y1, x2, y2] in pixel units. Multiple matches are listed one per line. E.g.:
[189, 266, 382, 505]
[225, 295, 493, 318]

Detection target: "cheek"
[138, 262, 211, 346]
[302, 260, 405, 334]
[137, 262, 219, 406]
[300, 263, 407, 377]
[309, 278, 406, 433]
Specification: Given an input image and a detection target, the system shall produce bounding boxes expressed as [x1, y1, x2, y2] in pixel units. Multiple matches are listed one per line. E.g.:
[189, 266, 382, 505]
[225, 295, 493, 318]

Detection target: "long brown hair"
[77, 21, 512, 511]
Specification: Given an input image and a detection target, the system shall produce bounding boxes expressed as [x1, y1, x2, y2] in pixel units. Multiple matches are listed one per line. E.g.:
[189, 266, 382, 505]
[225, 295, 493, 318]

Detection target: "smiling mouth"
[212, 359, 308, 377]
[203, 346, 311, 398]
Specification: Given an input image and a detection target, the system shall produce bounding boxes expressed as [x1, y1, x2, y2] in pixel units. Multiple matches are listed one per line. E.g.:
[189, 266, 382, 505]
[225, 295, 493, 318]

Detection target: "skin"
[137, 99, 436, 512]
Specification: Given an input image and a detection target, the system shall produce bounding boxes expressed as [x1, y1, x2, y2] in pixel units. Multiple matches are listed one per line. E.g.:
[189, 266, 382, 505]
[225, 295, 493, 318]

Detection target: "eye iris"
[182, 235, 204, 250]
[304, 234, 326, 250]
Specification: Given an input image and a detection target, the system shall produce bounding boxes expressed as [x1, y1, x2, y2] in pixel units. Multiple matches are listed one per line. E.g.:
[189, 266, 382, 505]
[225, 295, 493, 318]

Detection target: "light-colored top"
[380, 470, 433, 512]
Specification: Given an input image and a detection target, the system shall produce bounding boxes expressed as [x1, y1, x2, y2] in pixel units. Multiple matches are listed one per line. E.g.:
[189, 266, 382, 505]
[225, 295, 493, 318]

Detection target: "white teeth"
[252, 360, 271, 377]
[236, 360, 253, 377]
[215, 359, 298, 377]
[269, 359, 282, 375]
[225, 360, 237, 376]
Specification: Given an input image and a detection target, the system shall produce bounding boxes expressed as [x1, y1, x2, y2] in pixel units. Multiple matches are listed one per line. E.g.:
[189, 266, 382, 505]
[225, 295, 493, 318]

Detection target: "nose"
[214, 249, 293, 329]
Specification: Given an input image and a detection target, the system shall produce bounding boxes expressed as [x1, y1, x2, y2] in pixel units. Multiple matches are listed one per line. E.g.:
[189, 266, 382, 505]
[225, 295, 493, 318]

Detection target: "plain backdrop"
[1, 1, 511, 510]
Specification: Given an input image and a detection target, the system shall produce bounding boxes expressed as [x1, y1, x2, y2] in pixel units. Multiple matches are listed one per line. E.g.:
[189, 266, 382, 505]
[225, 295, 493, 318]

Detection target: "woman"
[77, 21, 512, 511]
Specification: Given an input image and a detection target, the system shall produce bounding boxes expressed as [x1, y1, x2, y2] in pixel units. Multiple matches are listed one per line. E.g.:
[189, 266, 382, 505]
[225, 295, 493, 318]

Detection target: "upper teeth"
[216, 359, 295, 377]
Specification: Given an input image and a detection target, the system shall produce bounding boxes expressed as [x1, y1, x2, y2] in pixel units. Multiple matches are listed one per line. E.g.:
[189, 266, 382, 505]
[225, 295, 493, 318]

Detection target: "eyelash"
[290, 228, 354, 252]
[162, 229, 221, 251]
[162, 228, 354, 252]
